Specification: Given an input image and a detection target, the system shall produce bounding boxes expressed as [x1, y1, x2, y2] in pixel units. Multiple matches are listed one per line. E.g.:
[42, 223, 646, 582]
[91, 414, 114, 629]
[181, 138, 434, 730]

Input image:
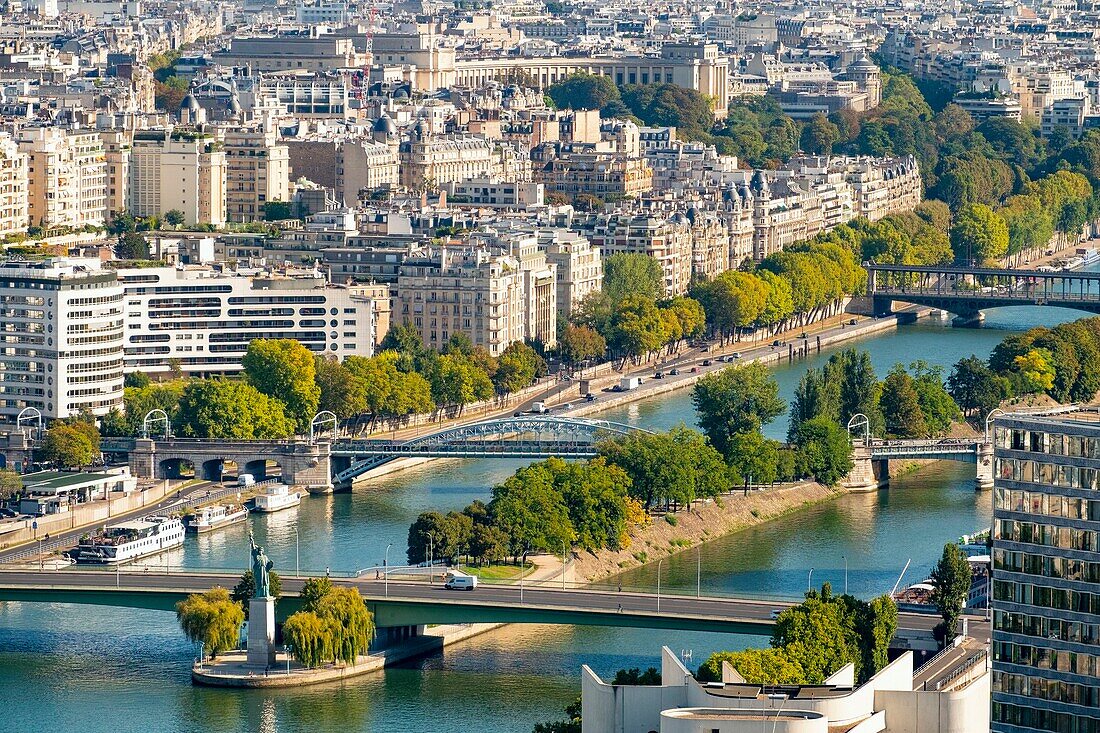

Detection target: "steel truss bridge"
[331, 416, 647, 485]
[864, 438, 984, 462]
[866, 263, 1100, 320]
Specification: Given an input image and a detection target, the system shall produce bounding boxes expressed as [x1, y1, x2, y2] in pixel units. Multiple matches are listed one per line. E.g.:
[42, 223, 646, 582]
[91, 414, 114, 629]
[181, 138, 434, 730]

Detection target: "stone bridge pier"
[842, 445, 889, 493]
[0, 430, 34, 472]
[128, 438, 332, 490]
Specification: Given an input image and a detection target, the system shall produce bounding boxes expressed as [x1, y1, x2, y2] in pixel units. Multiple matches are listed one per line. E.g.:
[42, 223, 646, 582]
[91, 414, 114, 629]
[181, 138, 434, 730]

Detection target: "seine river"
[0, 305, 1085, 733]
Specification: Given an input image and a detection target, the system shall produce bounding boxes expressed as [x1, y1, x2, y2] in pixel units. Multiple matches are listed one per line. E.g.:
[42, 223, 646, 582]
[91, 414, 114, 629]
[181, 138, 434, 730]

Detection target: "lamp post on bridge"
[984, 408, 1005, 444]
[385, 543, 391, 598]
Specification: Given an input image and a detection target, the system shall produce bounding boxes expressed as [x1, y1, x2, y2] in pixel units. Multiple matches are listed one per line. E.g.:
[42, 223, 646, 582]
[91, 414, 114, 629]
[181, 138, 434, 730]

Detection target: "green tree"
[231, 569, 282, 617]
[493, 342, 541, 394]
[879, 366, 928, 438]
[1013, 347, 1056, 395]
[0, 469, 23, 500]
[263, 200, 293, 221]
[314, 586, 375, 665]
[771, 588, 862, 684]
[724, 430, 780, 485]
[692, 363, 785, 459]
[603, 253, 663, 304]
[858, 595, 899, 679]
[950, 203, 1009, 265]
[40, 424, 98, 468]
[432, 353, 494, 411]
[115, 231, 150, 260]
[551, 457, 633, 551]
[242, 338, 321, 431]
[800, 113, 840, 154]
[490, 464, 576, 562]
[175, 379, 295, 438]
[547, 73, 621, 112]
[314, 356, 367, 418]
[175, 587, 245, 658]
[612, 667, 662, 685]
[607, 295, 668, 362]
[558, 324, 606, 366]
[791, 417, 853, 486]
[696, 648, 805, 684]
[163, 209, 186, 227]
[948, 356, 1008, 418]
[532, 696, 582, 733]
[929, 543, 972, 642]
[300, 576, 335, 612]
[282, 611, 332, 668]
[910, 362, 962, 437]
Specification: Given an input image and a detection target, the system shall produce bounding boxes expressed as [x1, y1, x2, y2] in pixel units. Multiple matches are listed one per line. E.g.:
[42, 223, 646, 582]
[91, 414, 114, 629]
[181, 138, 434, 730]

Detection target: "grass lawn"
[458, 562, 534, 581]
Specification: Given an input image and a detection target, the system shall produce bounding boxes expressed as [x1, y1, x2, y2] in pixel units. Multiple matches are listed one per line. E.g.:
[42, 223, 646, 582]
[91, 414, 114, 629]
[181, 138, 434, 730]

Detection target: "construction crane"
[354, 0, 379, 103]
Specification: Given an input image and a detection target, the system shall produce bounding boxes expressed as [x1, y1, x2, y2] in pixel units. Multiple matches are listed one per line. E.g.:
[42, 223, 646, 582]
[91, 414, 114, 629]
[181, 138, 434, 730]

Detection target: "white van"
[532, 402, 549, 414]
[443, 571, 478, 591]
[237, 473, 256, 488]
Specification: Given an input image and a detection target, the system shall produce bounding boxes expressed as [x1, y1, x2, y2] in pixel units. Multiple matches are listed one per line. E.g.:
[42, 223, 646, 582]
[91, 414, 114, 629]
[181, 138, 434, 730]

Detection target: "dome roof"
[849, 53, 877, 71]
[374, 114, 397, 134]
[180, 93, 201, 111]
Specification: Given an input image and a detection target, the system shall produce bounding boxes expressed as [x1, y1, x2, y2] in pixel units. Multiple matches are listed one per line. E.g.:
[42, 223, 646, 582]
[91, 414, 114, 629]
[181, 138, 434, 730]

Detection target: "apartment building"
[542, 229, 603, 319]
[100, 130, 130, 221]
[17, 127, 107, 230]
[223, 124, 290, 223]
[129, 130, 227, 227]
[0, 258, 124, 420]
[535, 147, 654, 203]
[0, 134, 28, 238]
[588, 213, 693, 297]
[394, 248, 526, 357]
[117, 266, 375, 377]
[991, 410, 1100, 733]
[399, 130, 522, 190]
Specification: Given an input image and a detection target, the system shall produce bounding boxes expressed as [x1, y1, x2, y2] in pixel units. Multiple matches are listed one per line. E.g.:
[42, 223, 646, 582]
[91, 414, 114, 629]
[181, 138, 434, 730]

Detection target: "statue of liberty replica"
[246, 531, 277, 667]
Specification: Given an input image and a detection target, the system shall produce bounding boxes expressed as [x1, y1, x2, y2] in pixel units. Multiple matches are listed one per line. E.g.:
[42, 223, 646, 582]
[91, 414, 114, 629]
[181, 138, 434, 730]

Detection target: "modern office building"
[0, 258, 124, 421]
[991, 410, 1100, 733]
[117, 265, 375, 377]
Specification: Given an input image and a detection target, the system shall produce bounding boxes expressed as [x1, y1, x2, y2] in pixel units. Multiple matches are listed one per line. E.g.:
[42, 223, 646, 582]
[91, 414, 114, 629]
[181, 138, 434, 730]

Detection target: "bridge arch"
[334, 416, 647, 485]
[158, 457, 196, 479]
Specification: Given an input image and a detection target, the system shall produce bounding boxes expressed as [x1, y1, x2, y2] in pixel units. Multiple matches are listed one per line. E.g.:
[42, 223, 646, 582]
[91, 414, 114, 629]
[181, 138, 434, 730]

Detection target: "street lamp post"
[562, 540, 568, 590]
[657, 558, 663, 614]
[284, 645, 291, 675]
[385, 543, 392, 597]
[807, 568, 814, 593]
[696, 547, 701, 599]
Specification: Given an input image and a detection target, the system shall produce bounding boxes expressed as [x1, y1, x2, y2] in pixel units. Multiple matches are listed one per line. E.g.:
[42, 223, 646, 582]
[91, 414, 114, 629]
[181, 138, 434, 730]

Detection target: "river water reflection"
[0, 305, 1084, 733]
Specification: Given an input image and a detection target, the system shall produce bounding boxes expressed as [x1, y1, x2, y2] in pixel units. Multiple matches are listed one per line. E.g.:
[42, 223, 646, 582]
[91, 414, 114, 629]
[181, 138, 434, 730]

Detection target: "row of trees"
[943, 316, 1100, 420]
[282, 577, 376, 668]
[102, 330, 548, 440]
[789, 351, 962, 441]
[407, 456, 647, 565]
[691, 363, 855, 487]
[175, 576, 376, 669]
[697, 583, 898, 685]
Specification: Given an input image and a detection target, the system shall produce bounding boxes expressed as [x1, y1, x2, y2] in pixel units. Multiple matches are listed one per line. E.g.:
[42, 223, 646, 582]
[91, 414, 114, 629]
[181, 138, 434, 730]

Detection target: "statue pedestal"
[246, 596, 276, 668]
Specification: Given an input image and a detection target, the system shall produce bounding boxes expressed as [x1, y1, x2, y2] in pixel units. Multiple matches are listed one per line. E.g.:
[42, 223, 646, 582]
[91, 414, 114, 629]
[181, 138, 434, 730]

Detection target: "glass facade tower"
[992, 412, 1100, 733]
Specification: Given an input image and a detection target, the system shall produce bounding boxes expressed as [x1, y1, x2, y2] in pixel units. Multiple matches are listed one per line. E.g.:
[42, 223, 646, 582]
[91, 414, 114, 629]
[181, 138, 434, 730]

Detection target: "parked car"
[772, 340, 782, 347]
[701, 359, 712, 366]
[669, 368, 680, 375]
[513, 412, 522, 417]
[690, 366, 698, 373]
[654, 372, 664, 379]
[731, 352, 742, 359]
[848, 318, 858, 325]
[585, 393, 597, 402]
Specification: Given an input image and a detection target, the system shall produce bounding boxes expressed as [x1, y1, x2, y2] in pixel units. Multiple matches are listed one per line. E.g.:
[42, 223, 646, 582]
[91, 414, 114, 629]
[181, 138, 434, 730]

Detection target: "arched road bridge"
[866, 263, 1100, 323]
[845, 437, 992, 491]
[331, 415, 646, 485]
[98, 416, 648, 490]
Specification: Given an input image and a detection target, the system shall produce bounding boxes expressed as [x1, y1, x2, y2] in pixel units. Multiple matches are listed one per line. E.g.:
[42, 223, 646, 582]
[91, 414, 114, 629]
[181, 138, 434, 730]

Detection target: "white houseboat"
[75, 516, 185, 564]
[253, 484, 302, 514]
[184, 504, 249, 534]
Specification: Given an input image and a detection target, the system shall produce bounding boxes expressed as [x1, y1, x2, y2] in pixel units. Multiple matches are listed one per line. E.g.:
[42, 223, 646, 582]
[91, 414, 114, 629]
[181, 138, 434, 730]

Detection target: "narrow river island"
[0, 305, 1082, 733]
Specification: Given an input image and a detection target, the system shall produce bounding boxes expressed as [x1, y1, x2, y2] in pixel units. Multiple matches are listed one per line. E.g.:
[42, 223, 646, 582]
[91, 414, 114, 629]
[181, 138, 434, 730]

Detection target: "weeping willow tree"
[283, 582, 375, 668]
[175, 587, 244, 658]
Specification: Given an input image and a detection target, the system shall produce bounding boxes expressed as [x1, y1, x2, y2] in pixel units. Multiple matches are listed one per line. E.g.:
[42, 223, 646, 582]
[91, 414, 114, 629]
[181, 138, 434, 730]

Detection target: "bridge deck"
[0, 570, 943, 636]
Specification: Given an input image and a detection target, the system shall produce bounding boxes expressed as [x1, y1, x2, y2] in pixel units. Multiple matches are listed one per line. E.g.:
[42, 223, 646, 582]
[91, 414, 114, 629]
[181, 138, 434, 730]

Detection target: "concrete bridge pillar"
[975, 442, 994, 490]
[0, 431, 34, 472]
[370, 624, 425, 651]
[129, 438, 156, 479]
[843, 446, 888, 492]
